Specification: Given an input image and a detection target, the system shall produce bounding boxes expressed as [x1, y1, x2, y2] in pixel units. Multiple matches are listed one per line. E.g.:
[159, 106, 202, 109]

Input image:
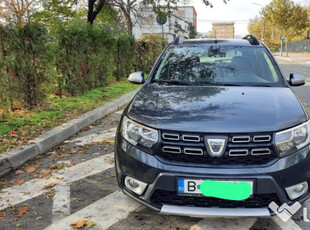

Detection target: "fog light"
[124, 176, 147, 195]
[285, 182, 308, 200]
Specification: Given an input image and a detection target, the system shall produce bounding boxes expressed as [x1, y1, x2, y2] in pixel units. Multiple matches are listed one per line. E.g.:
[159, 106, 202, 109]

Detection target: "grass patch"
[0, 80, 140, 153]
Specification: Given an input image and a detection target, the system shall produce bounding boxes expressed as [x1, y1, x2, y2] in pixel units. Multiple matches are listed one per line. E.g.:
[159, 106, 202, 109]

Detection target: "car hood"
[127, 83, 307, 133]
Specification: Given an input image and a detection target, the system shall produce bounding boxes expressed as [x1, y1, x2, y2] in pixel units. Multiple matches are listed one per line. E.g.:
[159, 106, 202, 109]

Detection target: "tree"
[248, 17, 279, 47]
[188, 22, 197, 39]
[34, 0, 77, 25]
[88, 0, 106, 24]
[262, 0, 308, 41]
[0, 0, 40, 25]
[109, 0, 229, 35]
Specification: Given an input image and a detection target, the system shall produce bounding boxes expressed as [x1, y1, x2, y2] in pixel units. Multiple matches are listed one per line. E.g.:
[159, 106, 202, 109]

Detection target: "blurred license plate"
[177, 178, 253, 196]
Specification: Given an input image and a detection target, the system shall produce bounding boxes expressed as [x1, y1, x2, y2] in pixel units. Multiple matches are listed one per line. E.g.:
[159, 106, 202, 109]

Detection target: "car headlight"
[121, 116, 158, 148]
[275, 120, 310, 157]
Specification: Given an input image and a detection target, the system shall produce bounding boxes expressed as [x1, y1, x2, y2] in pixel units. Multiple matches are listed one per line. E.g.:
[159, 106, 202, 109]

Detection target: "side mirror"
[288, 73, 305, 86]
[128, 72, 145, 84]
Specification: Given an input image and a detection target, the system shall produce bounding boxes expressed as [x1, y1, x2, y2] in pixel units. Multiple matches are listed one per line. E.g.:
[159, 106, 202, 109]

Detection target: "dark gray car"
[115, 35, 310, 217]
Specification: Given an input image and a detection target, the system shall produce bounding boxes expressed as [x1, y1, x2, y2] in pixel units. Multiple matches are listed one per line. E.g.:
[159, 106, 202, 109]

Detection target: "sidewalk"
[273, 52, 310, 63]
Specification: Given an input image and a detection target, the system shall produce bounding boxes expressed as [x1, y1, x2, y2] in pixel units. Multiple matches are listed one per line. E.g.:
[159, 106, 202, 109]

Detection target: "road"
[0, 58, 310, 230]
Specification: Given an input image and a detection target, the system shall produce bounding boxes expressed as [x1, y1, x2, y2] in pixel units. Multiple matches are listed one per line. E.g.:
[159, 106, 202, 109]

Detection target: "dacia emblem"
[204, 136, 228, 157]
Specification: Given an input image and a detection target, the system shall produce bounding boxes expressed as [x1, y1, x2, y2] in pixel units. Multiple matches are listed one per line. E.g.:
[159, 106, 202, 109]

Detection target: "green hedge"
[0, 21, 164, 111]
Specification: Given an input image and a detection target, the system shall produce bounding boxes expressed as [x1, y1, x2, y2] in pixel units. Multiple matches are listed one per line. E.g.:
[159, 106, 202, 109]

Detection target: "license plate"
[177, 179, 253, 200]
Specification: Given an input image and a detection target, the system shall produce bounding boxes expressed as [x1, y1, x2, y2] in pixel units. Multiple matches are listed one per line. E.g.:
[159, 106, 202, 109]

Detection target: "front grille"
[150, 190, 281, 209]
[157, 131, 277, 165]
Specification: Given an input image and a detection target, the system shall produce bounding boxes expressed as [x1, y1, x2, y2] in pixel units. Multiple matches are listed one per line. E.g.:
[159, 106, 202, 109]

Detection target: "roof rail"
[243, 34, 260, 45]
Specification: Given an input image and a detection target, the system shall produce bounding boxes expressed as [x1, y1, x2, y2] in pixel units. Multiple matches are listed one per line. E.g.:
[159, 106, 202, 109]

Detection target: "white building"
[132, 8, 190, 42]
[173, 6, 198, 32]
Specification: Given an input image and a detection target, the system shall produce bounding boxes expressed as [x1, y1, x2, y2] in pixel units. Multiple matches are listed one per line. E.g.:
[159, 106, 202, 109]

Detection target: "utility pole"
[253, 3, 265, 43]
[262, 19, 266, 43]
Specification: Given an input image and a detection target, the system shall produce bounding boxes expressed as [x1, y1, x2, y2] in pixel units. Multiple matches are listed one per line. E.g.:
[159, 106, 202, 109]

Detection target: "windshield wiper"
[247, 84, 273, 87]
[153, 80, 199, 85]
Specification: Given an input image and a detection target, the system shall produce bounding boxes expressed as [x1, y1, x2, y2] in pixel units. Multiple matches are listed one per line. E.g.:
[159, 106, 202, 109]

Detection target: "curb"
[0, 89, 139, 177]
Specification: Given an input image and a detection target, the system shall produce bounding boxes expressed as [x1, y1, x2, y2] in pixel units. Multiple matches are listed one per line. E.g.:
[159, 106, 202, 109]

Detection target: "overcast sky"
[188, 0, 309, 36]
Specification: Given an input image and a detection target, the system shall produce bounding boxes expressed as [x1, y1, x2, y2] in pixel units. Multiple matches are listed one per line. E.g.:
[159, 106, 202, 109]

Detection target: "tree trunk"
[87, 0, 106, 24]
[123, 12, 133, 35]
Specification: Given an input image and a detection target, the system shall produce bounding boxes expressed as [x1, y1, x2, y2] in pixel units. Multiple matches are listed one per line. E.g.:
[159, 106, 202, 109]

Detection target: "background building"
[173, 6, 197, 32]
[212, 22, 235, 39]
[132, 6, 197, 42]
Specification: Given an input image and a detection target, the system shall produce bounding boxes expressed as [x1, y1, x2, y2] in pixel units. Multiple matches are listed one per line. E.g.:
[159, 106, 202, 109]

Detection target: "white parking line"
[65, 127, 116, 146]
[190, 217, 257, 230]
[45, 190, 140, 230]
[0, 153, 115, 211]
[272, 216, 302, 230]
[52, 184, 71, 222]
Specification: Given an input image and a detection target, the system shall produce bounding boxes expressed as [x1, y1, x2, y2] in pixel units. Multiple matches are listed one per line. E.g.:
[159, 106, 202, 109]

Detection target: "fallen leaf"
[17, 206, 28, 217]
[10, 179, 25, 185]
[103, 148, 108, 151]
[102, 139, 115, 144]
[29, 141, 36, 144]
[16, 223, 21, 227]
[15, 170, 24, 175]
[60, 153, 70, 158]
[85, 220, 95, 230]
[36, 169, 52, 178]
[43, 183, 56, 190]
[36, 216, 42, 221]
[47, 151, 57, 156]
[44, 190, 55, 198]
[0, 211, 6, 217]
[26, 165, 40, 173]
[8, 132, 18, 137]
[70, 219, 87, 229]
[107, 157, 114, 164]
[65, 162, 73, 167]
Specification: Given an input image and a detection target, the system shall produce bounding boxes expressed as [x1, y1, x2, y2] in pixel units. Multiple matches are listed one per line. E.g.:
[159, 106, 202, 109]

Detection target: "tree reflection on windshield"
[153, 46, 282, 87]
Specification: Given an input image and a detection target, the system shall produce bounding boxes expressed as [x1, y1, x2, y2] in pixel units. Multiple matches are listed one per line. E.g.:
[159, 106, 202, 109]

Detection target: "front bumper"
[115, 138, 310, 217]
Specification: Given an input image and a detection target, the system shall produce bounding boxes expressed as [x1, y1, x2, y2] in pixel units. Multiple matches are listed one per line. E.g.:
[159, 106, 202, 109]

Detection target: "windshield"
[154, 46, 283, 86]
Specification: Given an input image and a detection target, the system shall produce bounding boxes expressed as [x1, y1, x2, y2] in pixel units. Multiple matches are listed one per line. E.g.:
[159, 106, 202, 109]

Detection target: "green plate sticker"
[199, 180, 252, 201]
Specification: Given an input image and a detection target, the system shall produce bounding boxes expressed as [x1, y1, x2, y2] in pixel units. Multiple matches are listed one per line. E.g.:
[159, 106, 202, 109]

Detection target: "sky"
[189, 0, 309, 36]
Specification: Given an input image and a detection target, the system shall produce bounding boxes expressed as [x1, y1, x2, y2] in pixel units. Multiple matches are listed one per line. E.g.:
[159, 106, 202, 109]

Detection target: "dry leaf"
[85, 220, 95, 230]
[103, 139, 115, 144]
[15, 170, 24, 175]
[70, 219, 95, 229]
[43, 183, 56, 190]
[10, 179, 25, 185]
[36, 169, 52, 178]
[103, 148, 108, 151]
[36, 216, 42, 221]
[26, 165, 40, 173]
[70, 219, 87, 229]
[107, 157, 114, 164]
[44, 191, 55, 198]
[17, 206, 28, 217]
[0, 211, 6, 217]
[8, 132, 18, 137]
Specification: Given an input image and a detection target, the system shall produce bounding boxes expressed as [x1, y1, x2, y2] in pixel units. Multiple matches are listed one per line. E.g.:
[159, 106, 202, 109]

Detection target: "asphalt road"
[0, 58, 310, 230]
